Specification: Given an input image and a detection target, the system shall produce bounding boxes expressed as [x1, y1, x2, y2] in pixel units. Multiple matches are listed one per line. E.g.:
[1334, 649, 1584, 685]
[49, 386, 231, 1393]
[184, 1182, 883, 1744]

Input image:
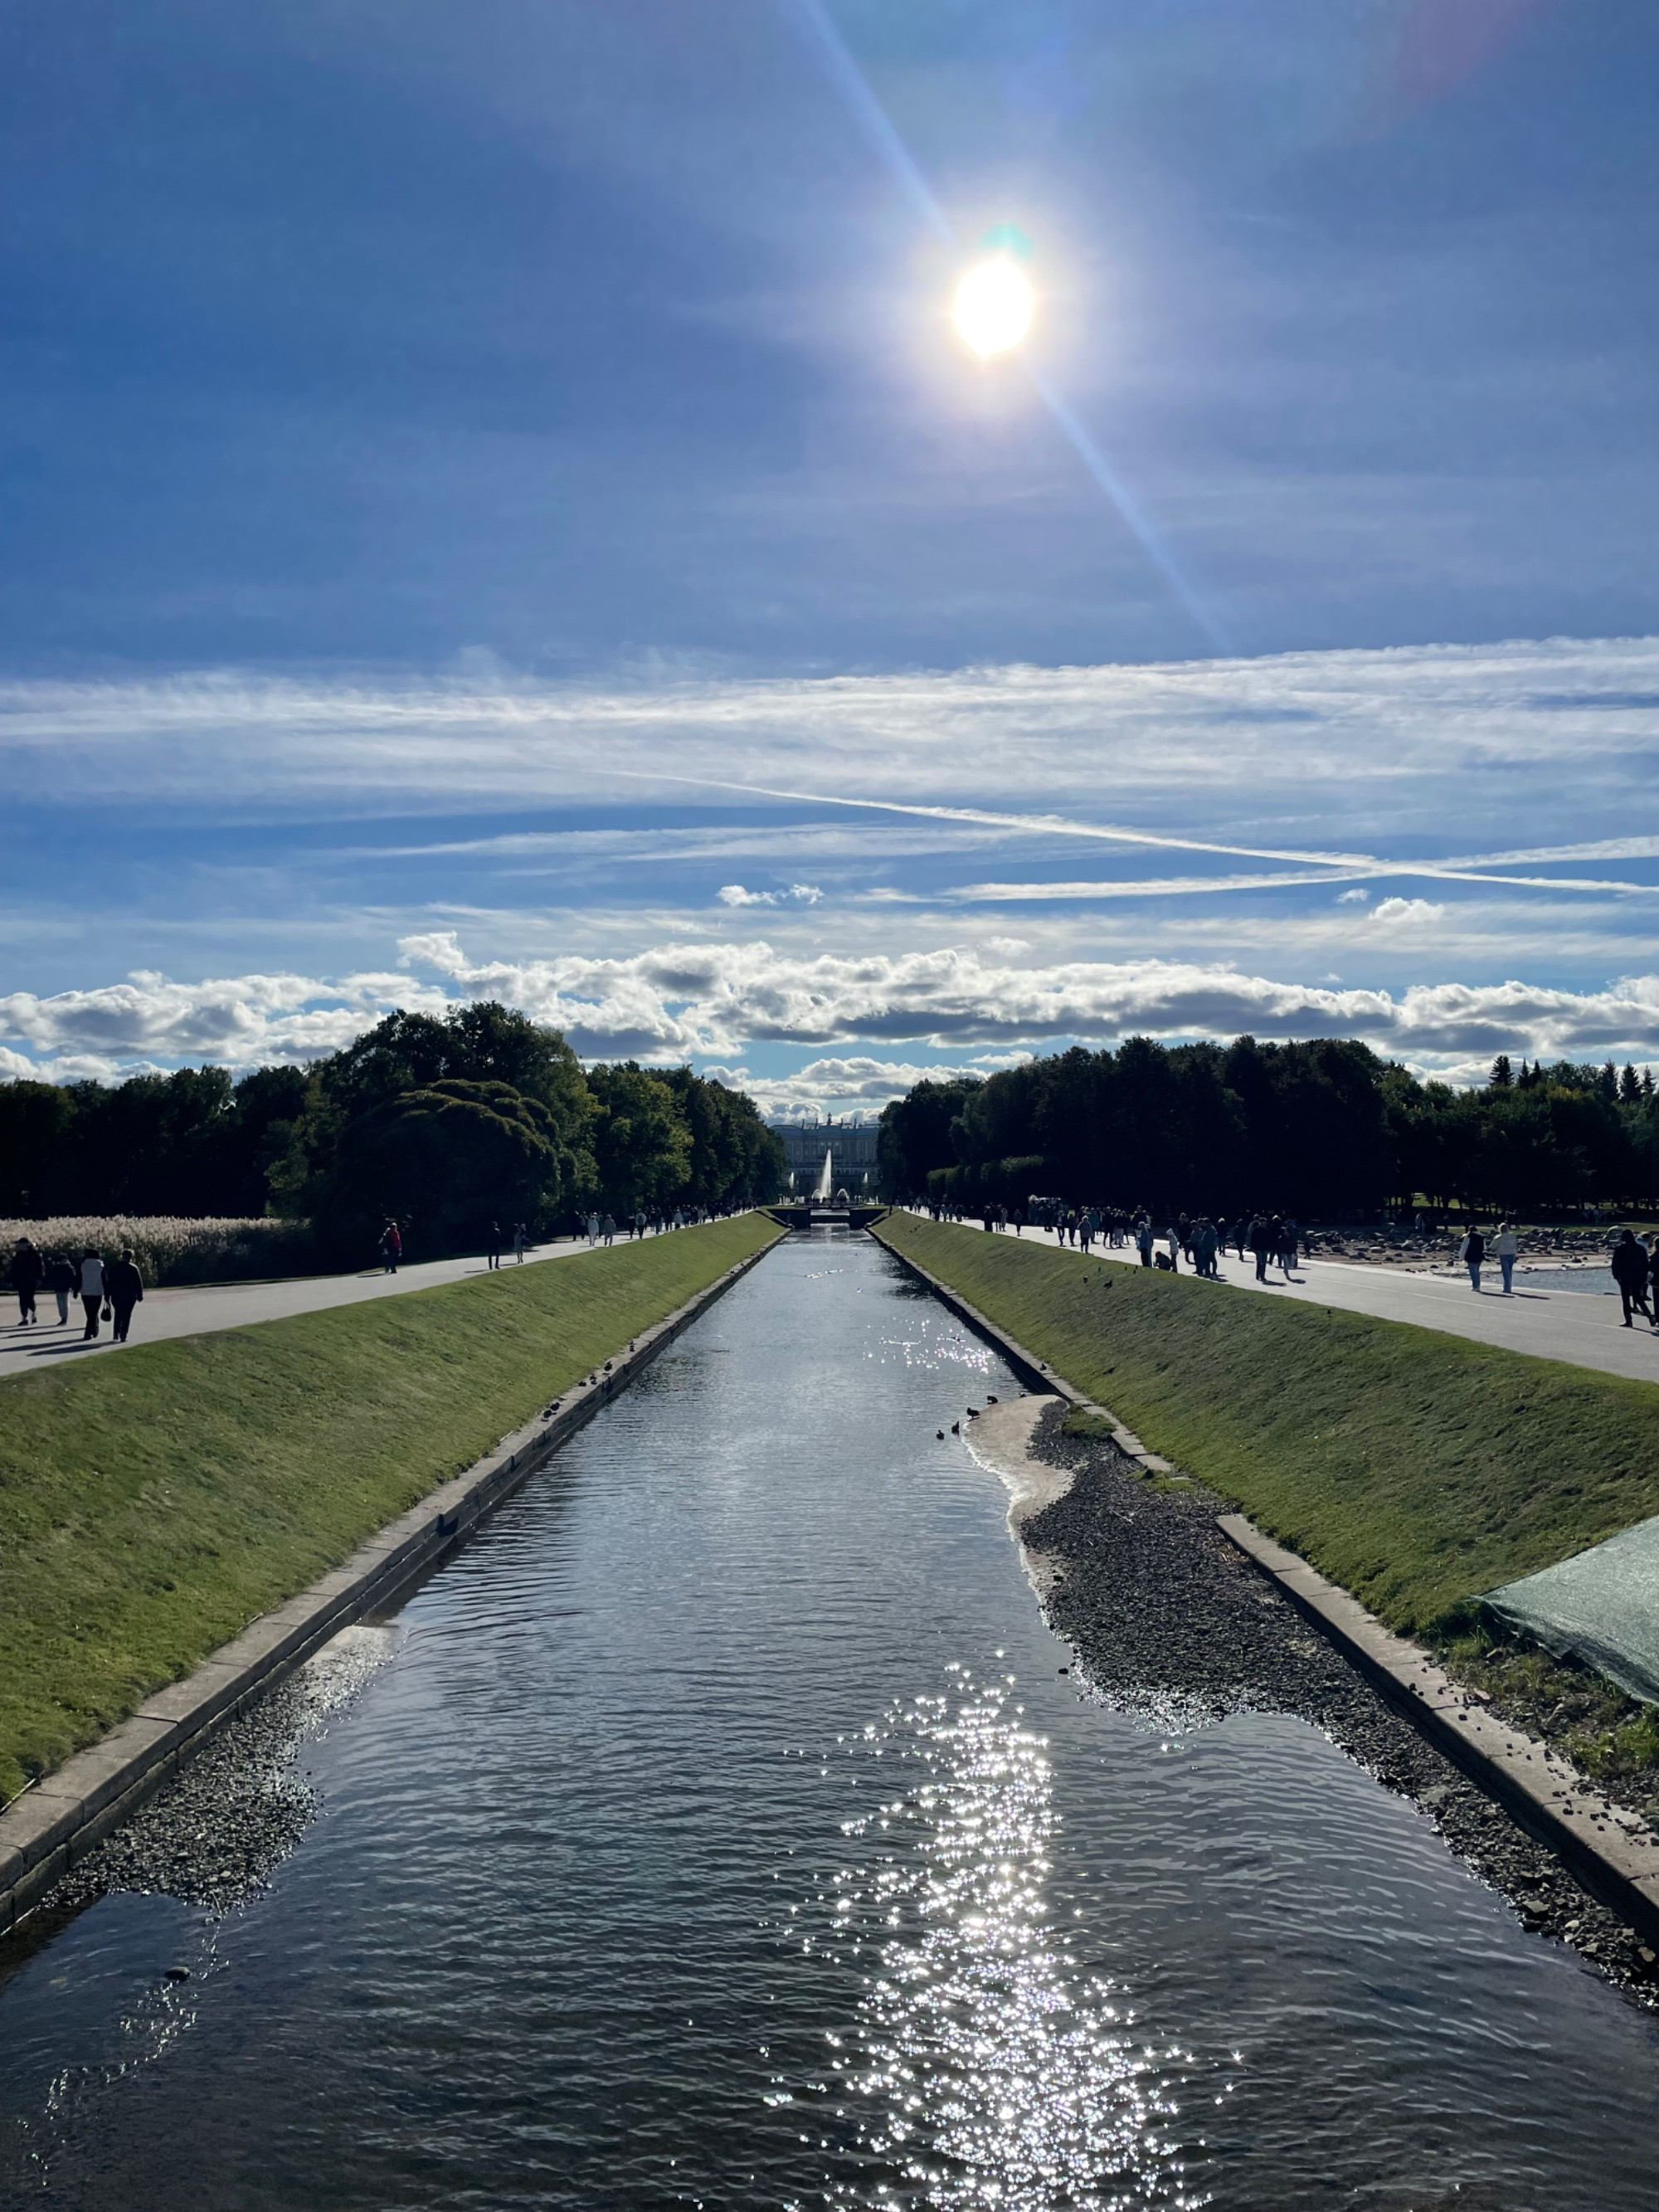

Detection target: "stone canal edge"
[868, 1218, 1659, 1949]
[0, 1231, 783, 1937]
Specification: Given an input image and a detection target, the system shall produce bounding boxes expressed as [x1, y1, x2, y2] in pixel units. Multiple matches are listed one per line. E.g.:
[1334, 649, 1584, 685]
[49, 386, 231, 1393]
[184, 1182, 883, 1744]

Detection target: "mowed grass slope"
[876, 1212, 1659, 1640]
[0, 1216, 781, 1800]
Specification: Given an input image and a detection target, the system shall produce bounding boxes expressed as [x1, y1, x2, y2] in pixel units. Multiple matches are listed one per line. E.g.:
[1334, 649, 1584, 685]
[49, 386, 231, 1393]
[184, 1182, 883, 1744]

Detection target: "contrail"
[778, 0, 1231, 655]
[613, 768, 1652, 894]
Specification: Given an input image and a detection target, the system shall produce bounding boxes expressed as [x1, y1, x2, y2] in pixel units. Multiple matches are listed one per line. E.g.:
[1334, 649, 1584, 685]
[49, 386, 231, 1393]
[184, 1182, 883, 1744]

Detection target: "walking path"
[930, 1216, 1659, 1389]
[0, 1234, 626, 1380]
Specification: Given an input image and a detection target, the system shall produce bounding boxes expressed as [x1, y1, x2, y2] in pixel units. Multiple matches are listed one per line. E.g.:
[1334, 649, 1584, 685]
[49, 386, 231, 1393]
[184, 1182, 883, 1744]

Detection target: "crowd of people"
[917, 1196, 1659, 1333]
[7, 1236, 147, 1342]
[922, 1198, 1304, 1281]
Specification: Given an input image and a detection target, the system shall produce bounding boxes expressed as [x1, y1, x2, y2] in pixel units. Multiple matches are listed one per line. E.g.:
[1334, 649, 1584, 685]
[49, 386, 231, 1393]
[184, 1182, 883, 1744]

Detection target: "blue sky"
[2, 1, 1657, 1113]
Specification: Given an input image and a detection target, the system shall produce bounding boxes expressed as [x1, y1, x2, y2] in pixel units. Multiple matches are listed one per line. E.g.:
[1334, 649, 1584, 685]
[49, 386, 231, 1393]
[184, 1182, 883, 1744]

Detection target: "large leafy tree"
[314, 1079, 584, 1258]
[586, 1064, 694, 1214]
[876, 1075, 984, 1199]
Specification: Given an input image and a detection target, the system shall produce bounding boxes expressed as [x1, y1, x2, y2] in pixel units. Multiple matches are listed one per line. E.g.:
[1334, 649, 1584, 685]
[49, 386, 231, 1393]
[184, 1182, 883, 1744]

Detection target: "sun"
[953, 255, 1034, 356]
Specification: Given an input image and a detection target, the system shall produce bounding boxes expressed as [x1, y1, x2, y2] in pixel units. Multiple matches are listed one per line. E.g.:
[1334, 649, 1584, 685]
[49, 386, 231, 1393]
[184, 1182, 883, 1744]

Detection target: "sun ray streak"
[1034, 376, 1234, 655]
[776, 0, 1230, 654]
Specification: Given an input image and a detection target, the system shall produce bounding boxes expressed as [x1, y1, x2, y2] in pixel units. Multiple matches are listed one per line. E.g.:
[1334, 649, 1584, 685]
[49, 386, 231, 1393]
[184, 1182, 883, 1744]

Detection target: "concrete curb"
[870, 1217, 1659, 1946]
[868, 1222, 1178, 1474]
[0, 1226, 783, 1937]
[1217, 1513, 1659, 1946]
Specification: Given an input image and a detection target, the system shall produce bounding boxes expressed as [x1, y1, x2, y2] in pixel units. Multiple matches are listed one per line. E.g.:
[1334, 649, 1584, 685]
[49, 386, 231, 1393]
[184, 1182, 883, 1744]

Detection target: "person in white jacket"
[1491, 1221, 1519, 1295]
[78, 1249, 105, 1340]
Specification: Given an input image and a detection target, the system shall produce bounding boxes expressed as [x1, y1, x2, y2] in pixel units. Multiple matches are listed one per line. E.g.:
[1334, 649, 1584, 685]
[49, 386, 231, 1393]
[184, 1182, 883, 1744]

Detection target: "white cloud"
[7, 933, 1659, 1087]
[1371, 897, 1447, 925]
[700, 1056, 952, 1121]
[1335, 888, 1370, 904]
[715, 882, 824, 908]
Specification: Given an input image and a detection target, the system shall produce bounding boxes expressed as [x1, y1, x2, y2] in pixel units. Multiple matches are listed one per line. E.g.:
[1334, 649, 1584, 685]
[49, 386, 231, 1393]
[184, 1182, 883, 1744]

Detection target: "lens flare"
[953, 256, 1034, 356]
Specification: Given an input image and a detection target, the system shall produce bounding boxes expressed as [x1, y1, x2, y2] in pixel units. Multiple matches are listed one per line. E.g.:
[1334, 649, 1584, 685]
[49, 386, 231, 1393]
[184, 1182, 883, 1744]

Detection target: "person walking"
[10, 1237, 42, 1325]
[513, 1221, 528, 1263]
[1163, 1223, 1180, 1272]
[486, 1220, 502, 1269]
[379, 1220, 401, 1273]
[1192, 1216, 1217, 1278]
[601, 1213, 615, 1247]
[1135, 1213, 1153, 1267]
[105, 1246, 144, 1343]
[1611, 1230, 1652, 1328]
[45, 1250, 75, 1326]
[1491, 1221, 1519, 1295]
[1461, 1223, 1486, 1292]
[1249, 1212, 1272, 1282]
[78, 1248, 106, 1339]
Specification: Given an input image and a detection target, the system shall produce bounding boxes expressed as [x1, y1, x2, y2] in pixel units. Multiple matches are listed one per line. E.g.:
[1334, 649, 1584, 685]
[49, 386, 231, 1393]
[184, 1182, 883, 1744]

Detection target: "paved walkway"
[918, 1216, 1659, 1388]
[0, 1234, 630, 1379]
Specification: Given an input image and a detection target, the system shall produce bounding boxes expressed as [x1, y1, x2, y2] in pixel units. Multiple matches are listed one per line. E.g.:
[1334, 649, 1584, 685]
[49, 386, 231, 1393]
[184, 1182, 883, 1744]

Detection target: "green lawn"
[0, 1216, 782, 1801]
[874, 1212, 1659, 1641]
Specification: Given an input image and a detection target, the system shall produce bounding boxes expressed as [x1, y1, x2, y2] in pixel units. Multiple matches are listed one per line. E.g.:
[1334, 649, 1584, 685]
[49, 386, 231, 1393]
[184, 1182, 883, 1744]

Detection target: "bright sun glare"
[953, 255, 1034, 356]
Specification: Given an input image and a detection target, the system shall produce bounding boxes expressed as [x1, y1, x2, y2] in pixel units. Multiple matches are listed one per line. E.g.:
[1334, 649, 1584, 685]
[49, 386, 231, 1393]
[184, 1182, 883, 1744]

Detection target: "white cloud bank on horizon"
[5, 931, 1659, 1097]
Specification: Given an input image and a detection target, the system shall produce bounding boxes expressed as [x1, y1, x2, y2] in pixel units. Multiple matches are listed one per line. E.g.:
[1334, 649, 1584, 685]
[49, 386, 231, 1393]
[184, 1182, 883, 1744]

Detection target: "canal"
[2, 1229, 1657, 2207]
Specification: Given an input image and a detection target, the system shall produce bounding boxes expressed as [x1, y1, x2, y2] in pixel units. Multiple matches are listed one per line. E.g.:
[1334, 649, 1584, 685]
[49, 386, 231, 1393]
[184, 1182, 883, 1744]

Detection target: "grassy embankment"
[0, 1215, 782, 1802]
[875, 1211, 1659, 1781]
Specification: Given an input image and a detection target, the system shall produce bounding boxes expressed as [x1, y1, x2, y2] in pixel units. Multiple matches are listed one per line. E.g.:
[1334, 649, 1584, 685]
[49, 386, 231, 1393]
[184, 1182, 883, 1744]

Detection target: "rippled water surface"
[3, 1230, 1658, 2209]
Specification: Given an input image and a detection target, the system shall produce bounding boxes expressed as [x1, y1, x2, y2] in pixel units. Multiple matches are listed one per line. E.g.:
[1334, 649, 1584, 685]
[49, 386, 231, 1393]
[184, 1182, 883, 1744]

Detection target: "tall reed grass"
[0, 1216, 317, 1288]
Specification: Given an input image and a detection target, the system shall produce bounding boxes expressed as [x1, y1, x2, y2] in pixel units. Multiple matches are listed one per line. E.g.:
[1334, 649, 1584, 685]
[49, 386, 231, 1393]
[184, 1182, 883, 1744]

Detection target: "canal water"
[2, 1230, 1657, 2209]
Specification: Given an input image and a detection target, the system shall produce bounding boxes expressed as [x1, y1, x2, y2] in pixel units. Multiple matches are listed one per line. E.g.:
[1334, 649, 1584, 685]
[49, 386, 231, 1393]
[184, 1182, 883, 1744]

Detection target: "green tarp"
[1484, 1514, 1659, 1706]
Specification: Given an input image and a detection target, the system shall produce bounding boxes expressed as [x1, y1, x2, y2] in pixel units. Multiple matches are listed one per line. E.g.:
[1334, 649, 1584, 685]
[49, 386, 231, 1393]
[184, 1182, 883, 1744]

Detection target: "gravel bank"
[44, 1624, 396, 1917]
[1020, 1402, 1659, 2006]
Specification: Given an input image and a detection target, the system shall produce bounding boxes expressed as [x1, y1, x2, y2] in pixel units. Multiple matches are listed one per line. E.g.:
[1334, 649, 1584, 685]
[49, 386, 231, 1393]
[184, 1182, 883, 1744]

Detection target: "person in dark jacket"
[44, 1251, 76, 1325]
[11, 1237, 42, 1324]
[104, 1247, 145, 1343]
[1460, 1225, 1486, 1292]
[1611, 1230, 1652, 1328]
[1249, 1212, 1272, 1282]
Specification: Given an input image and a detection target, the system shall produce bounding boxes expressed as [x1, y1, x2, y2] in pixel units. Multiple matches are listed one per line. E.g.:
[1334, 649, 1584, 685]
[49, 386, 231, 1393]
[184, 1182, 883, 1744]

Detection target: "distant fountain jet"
[812, 1148, 835, 1202]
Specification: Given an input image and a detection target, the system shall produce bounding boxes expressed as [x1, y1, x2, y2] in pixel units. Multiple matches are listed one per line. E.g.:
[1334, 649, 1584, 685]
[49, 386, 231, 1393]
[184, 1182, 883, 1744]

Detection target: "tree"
[586, 1064, 693, 1214]
[876, 1076, 983, 1199]
[275, 1003, 598, 1228]
[659, 1068, 785, 1207]
[0, 1081, 76, 1215]
[1490, 1055, 1513, 1088]
[316, 1079, 583, 1259]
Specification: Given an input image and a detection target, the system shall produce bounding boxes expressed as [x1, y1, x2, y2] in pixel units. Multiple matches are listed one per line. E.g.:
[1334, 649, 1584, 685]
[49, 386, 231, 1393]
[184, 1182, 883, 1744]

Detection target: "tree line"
[875, 1037, 1659, 1220]
[0, 1002, 786, 1259]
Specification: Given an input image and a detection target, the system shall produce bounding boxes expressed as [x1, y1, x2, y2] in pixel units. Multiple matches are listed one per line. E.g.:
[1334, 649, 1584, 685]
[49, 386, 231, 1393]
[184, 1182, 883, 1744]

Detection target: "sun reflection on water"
[804, 1664, 1209, 2210]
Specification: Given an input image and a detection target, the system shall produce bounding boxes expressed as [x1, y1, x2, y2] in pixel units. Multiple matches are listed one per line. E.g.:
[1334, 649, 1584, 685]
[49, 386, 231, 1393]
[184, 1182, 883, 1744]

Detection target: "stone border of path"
[871, 1222, 1659, 1951]
[0, 1231, 781, 1937]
